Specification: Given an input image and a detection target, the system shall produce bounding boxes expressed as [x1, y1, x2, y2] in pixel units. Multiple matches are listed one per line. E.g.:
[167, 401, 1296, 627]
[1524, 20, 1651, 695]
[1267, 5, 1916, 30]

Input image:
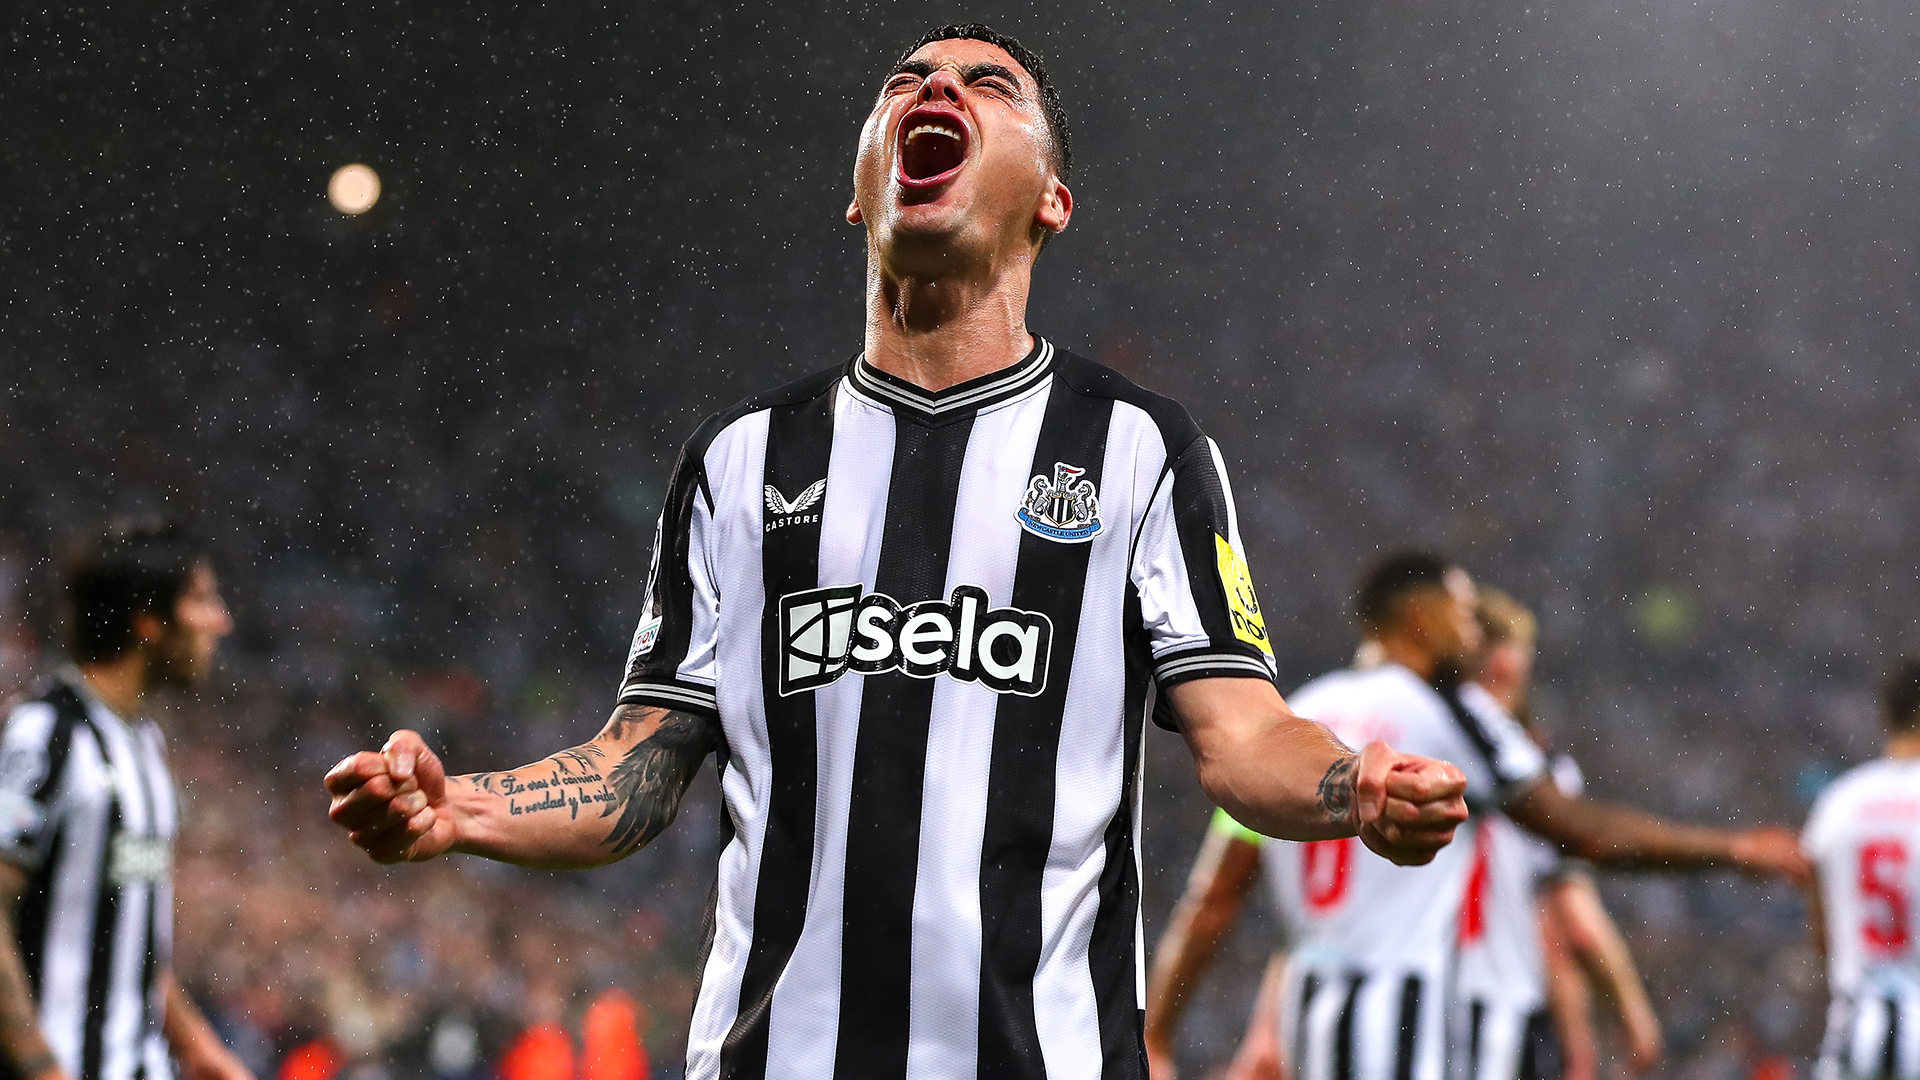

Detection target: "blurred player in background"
[1453, 588, 1661, 1080]
[1804, 656, 1920, 1080]
[0, 522, 253, 1080]
[325, 24, 1472, 1080]
[1144, 553, 1808, 1080]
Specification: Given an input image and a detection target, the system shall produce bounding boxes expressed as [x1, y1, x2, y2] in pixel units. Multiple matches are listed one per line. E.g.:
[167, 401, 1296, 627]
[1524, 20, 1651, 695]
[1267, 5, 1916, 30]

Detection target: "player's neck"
[1886, 729, 1920, 759]
[862, 250, 1037, 391]
[76, 654, 148, 719]
[1373, 636, 1440, 681]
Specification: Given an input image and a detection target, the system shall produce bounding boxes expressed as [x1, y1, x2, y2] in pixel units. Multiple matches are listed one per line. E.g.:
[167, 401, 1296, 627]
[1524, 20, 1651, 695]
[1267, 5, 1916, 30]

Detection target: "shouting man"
[325, 26, 1469, 1080]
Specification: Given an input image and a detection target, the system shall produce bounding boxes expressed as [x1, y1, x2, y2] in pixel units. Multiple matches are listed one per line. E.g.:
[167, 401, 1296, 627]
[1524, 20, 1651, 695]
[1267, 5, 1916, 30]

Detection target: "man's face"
[1405, 569, 1483, 669]
[145, 563, 232, 691]
[1476, 639, 1535, 712]
[849, 38, 1070, 268]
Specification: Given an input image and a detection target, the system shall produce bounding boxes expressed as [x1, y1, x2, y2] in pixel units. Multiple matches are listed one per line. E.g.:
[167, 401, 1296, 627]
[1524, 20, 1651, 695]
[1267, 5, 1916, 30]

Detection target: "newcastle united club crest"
[1017, 462, 1103, 543]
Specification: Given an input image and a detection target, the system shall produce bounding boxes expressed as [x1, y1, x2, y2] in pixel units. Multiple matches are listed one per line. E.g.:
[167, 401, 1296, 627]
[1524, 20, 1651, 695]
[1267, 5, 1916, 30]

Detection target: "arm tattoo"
[600, 708, 717, 856]
[484, 704, 718, 858]
[1317, 753, 1358, 826]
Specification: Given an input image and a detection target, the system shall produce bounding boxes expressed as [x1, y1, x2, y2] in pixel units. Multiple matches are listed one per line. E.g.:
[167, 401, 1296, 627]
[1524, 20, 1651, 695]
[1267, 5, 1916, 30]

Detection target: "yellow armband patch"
[1214, 534, 1273, 657]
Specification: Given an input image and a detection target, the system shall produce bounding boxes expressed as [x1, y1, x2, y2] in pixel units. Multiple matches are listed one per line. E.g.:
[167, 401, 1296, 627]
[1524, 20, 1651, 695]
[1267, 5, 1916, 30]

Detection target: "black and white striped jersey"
[1805, 757, 1920, 1080]
[618, 337, 1278, 1080]
[1252, 665, 1545, 1080]
[0, 674, 178, 1080]
[1453, 756, 1583, 1080]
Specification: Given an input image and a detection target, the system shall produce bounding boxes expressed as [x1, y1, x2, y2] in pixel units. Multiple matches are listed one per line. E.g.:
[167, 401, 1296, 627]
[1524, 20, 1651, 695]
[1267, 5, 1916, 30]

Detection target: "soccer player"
[1454, 588, 1661, 1080]
[0, 522, 254, 1080]
[1803, 656, 1920, 1080]
[323, 25, 1472, 1080]
[1143, 553, 1808, 1080]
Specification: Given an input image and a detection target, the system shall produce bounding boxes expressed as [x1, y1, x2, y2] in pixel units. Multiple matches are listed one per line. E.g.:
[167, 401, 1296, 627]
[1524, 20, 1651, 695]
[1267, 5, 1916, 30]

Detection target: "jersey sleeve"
[1802, 783, 1843, 860]
[1451, 685, 1549, 809]
[0, 701, 67, 870]
[1131, 435, 1278, 712]
[616, 439, 722, 718]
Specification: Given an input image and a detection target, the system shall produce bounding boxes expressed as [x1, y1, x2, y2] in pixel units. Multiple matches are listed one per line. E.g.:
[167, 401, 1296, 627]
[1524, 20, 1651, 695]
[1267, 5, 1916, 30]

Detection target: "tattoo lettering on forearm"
[480, 704, 717, 855]
[1317, 753, 1357, 825]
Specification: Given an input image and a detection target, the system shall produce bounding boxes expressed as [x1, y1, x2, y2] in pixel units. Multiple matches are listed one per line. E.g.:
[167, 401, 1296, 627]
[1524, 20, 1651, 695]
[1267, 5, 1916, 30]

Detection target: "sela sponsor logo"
[779, 584, 1052, 697]
[764, 479, 826, 532]
[109, 834, 171, 885]
[1017, 462, 1102, 543]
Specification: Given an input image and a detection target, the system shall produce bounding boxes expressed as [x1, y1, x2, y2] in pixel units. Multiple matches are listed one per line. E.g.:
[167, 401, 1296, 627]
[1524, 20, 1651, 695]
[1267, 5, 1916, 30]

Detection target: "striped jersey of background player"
[0, 522, 253, 1080]
[322, 23, 1473, 1080]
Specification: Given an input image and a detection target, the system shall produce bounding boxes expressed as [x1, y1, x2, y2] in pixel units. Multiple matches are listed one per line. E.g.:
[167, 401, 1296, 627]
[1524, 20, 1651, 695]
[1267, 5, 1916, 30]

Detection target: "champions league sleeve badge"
[1016, 462, 1103, 543]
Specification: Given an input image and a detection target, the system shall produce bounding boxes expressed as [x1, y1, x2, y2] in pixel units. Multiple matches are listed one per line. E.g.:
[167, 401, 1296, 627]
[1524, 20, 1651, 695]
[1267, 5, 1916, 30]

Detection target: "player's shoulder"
[1286, 666, 1362, 709]
[1814, 757, 1916, 814]
[684, 360, 849, 462]
[2, 675, 89, 744]
[1048, 349, 1205, 456]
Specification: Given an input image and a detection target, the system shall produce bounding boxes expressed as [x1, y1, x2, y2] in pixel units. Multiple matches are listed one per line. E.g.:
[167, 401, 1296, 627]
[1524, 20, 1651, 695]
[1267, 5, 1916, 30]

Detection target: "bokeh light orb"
[328, 163, 381, 215]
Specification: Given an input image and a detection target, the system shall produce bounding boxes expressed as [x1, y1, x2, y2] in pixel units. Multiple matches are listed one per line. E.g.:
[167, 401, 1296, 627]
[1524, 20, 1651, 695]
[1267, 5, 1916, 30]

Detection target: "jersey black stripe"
[1295, 971, 1323, 1077]
[1393, 975, 1421, 1080]
[1467, 999, 1487, 1080]
[1164, 436, 1240, 664]
[719, 389, 839, 1080]
[1883, 995, 1902, 1080]
[1432, 678, 1522, 810]
[976, 385, 1115, 1077]
[834, 414, 976, 1080]
[1333, 974, 1366, 1080]
[81, 776, 119, 1080]
[1521, 1011, 1552, 1080]
[1090, 579, 1152, 1080]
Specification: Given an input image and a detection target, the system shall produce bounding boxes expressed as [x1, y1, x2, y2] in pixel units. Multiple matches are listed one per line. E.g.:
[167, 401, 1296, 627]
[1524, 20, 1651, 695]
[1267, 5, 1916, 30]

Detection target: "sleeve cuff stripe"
[1155, 653, 1273, 680]
[617, 683, 719, 711]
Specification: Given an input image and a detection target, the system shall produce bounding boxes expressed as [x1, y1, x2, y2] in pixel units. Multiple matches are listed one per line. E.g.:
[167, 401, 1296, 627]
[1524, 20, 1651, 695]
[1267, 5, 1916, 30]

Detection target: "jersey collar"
[848, 337, 1055, 422]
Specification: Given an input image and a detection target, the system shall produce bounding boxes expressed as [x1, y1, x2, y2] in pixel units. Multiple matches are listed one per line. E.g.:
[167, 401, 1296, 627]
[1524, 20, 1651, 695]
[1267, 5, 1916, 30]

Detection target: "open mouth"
[897, 107, 969, 185]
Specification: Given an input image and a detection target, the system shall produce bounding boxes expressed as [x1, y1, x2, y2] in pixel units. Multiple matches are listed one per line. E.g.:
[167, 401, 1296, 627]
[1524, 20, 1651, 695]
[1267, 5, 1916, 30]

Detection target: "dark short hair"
[1355, 551, 1455, 630]
[1885, 656, 1920, 731]
[901, 25, 1073, 182]
[65, 519, 206, 663]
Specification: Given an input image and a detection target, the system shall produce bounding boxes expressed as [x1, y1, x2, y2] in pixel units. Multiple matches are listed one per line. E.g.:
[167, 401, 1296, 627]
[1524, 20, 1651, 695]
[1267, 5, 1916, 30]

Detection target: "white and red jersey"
[1243, 664, 1546, 1080]
[1452, 755, 1584, 1080]
[1805, 757, 1920, 1080]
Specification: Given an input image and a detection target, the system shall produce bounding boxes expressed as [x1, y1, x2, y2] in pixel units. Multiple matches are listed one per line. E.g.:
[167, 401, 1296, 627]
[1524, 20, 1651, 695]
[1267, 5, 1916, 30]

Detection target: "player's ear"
[1034, 178, 1072, 236]
[847, 197, 864, 226]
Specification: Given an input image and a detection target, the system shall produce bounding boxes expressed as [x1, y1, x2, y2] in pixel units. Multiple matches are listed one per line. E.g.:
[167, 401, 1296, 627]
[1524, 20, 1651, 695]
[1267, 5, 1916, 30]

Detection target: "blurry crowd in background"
[7, 2, 1920, 1079]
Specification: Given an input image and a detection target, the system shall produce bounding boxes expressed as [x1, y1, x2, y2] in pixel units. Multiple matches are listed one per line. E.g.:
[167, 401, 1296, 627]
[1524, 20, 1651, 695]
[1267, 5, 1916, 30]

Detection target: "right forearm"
[450, 706, 713, 869]
[1512, 785, 1734, 870]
